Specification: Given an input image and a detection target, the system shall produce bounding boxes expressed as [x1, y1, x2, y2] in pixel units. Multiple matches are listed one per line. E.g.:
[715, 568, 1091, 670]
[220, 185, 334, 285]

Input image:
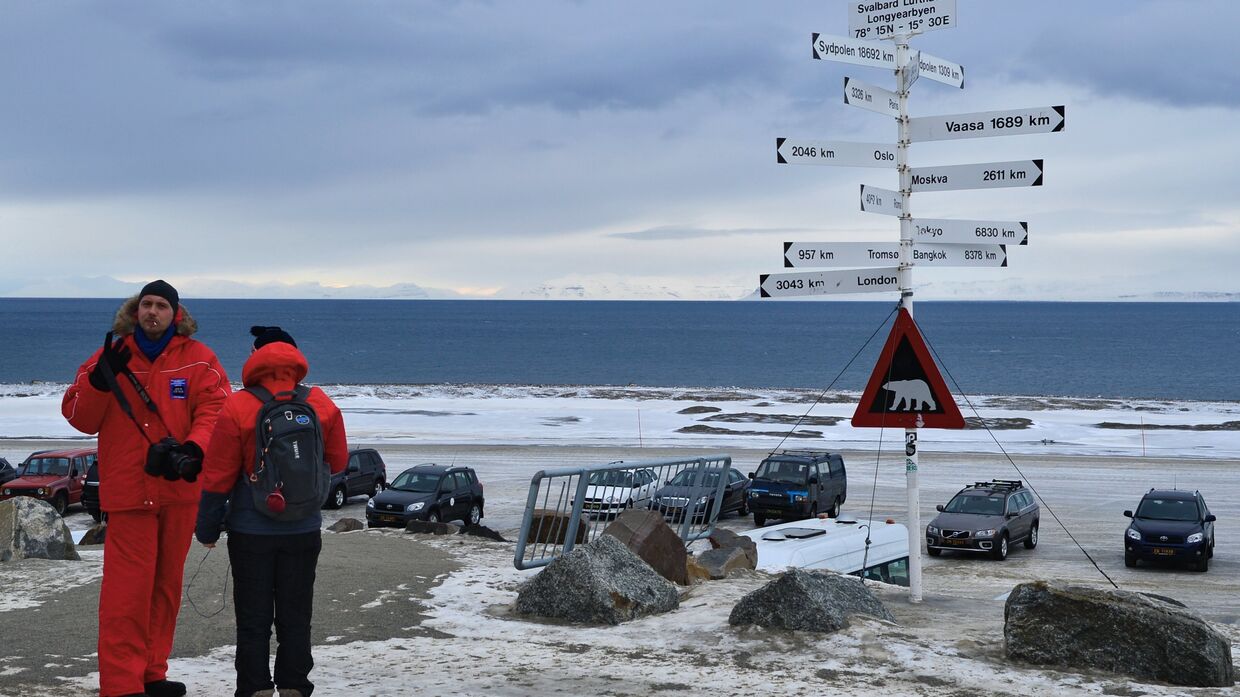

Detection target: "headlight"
[2, 489, 8, 496]
[38, 488, 47, 496]
[793, 495, 807, 503]
[604, 495, 617, 504]
[652, 496, 661, 505]
[1187, 532, 1204, 544]
[695, 496, 710, 505]
[406, 502, 425, 512]
[749, 491, 758, 497]
[974, 529, 996, 538]
[927, 525, 940, 535]
[366, 499, 375, 509]
[1126, 528, 1141, 541]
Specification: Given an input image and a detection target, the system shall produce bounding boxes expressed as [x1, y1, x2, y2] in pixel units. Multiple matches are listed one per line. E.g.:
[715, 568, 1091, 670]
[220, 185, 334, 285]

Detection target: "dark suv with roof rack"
[925, 479, 1039, 561]
[747, 450, 847, 527]
[1124, 489, 1215, 572]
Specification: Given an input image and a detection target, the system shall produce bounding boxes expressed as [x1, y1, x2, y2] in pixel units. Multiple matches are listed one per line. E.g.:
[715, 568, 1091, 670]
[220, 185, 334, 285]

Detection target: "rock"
[1005, 581, 1234, 687]
[685, 555, 712, 583]
[697, 546, 754, 579]
[79, 523, 107, 546]
[405, 520, 460, 535]
[0, 498, 80, 562]
[515, 533, 679, 625]
[327, 518, 365, 533]
[524, 509, 588, 545]
[729, 568, 894, 632]
[602, 509, 688, 585]
[708, 527, 758, 567]
[460, 524, 507, 542]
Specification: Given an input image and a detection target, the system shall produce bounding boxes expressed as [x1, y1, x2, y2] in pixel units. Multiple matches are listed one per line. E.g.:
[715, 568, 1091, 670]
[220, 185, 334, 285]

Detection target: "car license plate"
[380, 515, 400, 523]
[943, 539, 968, 546]
[1152, 547, 1175, 556]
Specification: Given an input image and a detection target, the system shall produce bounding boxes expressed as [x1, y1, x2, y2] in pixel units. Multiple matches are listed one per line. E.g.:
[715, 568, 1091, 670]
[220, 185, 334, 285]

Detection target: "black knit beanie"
[251, 325, 297, 349]
[139, 279, 179, 313]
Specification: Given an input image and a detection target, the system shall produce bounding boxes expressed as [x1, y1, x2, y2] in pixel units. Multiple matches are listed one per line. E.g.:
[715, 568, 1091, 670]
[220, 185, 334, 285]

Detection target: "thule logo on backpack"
[293, 441, 301, 459]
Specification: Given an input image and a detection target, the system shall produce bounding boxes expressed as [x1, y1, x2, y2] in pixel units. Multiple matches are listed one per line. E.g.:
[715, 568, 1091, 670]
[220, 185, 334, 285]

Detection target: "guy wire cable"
[918, 324, 1120, 589]
[185, 547, 231, 618]
[861, 317, 900, 580]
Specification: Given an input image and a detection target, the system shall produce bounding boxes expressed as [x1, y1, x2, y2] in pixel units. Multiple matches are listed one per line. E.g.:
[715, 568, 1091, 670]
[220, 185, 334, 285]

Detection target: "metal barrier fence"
[514, 455, 734, 570]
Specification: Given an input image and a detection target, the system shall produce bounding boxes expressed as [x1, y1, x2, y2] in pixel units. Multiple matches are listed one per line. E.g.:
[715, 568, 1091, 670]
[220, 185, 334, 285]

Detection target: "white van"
[739, 515, 910, 586]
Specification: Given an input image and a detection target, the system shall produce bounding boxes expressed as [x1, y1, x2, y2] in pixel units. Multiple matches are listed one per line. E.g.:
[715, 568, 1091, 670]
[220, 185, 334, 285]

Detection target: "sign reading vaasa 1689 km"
[783, 242, 1007, 268]
[912, 218, 1028, 245]
[849, 0, 956, 41]
[759, 268, 900, 298]
[776, 138, 896, 168]
[909, 106, 1064, 142]
[910, 159, 1043, 192]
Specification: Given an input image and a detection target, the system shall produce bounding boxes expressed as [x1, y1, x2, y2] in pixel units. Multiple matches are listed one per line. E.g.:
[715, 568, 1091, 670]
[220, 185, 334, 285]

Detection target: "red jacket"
[62, 299, 230, 512]
[201, 342, 347, 497]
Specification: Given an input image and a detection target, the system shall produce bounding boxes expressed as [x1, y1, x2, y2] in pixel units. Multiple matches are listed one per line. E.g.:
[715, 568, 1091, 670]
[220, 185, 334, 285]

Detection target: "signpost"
[911, 218, 1028, 245]
[811, 33, 895, 68]
[860, 184, 904, 216]
[915, 51, 965, 88]
[844, 77, 900, 118]
[776, 138, 897, 168]
[909, 106, 1065, 142]
[909, 159, 1043, 192]
[848, 0, 956, 40]
[758, 268, 900, 297]
[783, 242, 1007, 268]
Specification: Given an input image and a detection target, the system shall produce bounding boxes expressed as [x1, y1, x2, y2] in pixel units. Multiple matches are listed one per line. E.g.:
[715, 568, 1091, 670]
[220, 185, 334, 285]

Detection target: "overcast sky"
[2, 1, 1237, 300]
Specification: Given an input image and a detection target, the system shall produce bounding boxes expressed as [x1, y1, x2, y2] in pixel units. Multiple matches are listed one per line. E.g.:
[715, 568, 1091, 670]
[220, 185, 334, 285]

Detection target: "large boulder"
[729, 568, 894, 632]
[460, 524, 507, 542]
[79, 523, 108, 546]
[696, 546, 753, 580]
[708, 527, 758, 567]
[405, 520, 460, 535]
[524, 509, 588, 545]
[1005, 581, 1234, 687]
[327, 517, 365, 533]
[515, 533, 679, 625]
[0, 498, 80, 562]
[602, 509, 688, 585]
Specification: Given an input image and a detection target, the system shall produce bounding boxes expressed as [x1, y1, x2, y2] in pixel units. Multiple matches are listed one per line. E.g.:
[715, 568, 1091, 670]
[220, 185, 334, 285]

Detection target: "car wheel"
[328, 486, 346, 510]
[1124, 551, 1137, 568]
[427, 510, 440, 524]
[991, 534, 1009, 561]
[753, 513, 766, 527]
[927, 546, 942, 557]
[51, 492, 68, 516]
[627, 499, 635, 510]
[1024, 524, 1039, 549]
[1208, 541, 1214, 559]
[1193, 556, 1210, 573]
[372, 480, 384, 498]
[738, 497, 749, 517]
[810, 503, 819, 518]
[468, 504, 481, 526]
[827, 497, 841, 518]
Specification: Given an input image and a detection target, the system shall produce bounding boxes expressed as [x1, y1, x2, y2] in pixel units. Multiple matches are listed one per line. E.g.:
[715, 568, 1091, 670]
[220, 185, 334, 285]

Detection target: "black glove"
[195, 491, 229, 545]
[88, 332, 132, 392]
[145, 438, 181, 480]
[172, 441, 204, 483]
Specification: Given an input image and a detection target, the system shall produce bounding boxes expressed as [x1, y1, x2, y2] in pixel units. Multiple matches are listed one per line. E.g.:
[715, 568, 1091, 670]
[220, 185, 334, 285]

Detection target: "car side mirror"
[747, 472, 754, 479]
[1123, 510, 1133, 518]
[935, 504, 945, 512]
[1205, 514, 1216, 522]
[1006, 512, 1017, 519]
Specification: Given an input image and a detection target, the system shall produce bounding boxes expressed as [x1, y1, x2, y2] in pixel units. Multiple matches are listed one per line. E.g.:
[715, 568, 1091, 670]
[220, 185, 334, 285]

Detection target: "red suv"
[0, 447, 97, 516]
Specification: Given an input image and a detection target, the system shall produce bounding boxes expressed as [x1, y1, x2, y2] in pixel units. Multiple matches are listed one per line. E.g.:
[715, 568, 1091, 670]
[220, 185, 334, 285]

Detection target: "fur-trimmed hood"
[112, 295, 198, 337]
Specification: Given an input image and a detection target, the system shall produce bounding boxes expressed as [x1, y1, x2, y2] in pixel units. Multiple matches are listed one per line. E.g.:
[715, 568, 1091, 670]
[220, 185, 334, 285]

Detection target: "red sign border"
[851, 308, 965, 429]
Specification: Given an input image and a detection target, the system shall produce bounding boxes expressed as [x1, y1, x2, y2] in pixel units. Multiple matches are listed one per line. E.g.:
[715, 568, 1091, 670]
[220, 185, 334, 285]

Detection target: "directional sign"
[912, 218, 1028, 245]
[759, 268, 900, 298]
[843, 77, 899, 118]
[916, 51, 965, 88]
[852, 308, 964, 429]
[910, 160, 1043, 192]
[903, 49, 920, 90]
[776, 138, 897, 168]
[849, 0, 956, 41]
[783, 242, 1007, 268]
[910, 106, 1065, 142]
[812, 33, 895, 69]
[860, 184, 905, 216]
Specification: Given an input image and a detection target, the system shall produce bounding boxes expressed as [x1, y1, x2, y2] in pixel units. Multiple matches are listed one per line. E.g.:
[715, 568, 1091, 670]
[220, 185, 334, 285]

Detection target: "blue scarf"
[134, 325, 176, 362]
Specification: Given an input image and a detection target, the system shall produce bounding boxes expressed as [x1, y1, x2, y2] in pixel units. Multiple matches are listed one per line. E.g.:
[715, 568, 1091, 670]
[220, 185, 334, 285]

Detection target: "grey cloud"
[609, 225, 813, 241]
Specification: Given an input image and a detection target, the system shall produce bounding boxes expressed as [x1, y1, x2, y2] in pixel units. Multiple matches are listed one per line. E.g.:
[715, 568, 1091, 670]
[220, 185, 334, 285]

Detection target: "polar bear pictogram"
[882, 379, 936, 411]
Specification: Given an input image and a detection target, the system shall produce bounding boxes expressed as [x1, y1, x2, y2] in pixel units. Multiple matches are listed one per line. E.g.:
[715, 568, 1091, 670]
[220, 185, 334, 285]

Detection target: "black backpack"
[245, 385, 327, 521]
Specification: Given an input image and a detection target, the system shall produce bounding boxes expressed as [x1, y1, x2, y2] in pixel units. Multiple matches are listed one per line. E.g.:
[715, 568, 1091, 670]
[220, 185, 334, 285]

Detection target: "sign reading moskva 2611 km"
[910, 160, 1043, 192]
[776, 138, 897, 168]
[849, 0, 956, 40]
[759, 268, 900, 298]
[910, 106, 1064, 142]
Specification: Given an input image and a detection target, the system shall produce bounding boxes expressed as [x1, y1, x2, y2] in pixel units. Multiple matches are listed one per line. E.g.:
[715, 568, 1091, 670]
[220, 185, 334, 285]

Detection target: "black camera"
[145, 438, 203, 483]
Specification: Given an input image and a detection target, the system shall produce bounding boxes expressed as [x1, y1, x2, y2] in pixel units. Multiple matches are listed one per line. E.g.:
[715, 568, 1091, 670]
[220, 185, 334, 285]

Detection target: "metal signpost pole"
[895, 36, 922, 603]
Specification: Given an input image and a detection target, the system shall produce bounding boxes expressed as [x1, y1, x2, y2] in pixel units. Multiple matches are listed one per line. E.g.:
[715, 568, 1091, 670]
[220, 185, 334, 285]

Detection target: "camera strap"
[96, 335, 156, 446]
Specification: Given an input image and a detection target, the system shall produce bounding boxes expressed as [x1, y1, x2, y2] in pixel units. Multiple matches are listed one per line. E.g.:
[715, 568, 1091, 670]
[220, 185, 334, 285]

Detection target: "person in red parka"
[196, 327, 347, 697]
[62, 280, 230, 697]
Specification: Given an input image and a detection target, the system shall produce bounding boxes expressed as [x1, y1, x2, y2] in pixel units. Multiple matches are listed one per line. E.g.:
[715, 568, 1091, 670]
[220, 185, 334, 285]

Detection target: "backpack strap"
[244, 385, 275, 403]
[244, 384, 311, 403]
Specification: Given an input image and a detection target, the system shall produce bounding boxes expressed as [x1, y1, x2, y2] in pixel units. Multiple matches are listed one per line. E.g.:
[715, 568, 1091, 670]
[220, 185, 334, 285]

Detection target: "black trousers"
[226, 530, 322, 697]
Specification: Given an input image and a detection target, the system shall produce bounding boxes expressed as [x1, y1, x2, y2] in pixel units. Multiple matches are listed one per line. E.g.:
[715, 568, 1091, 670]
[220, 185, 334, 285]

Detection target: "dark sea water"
[0, 299, 1236, 401]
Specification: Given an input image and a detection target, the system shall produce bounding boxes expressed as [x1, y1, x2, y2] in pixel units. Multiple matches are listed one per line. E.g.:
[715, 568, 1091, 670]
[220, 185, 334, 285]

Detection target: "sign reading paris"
[849, 0, 956, 40]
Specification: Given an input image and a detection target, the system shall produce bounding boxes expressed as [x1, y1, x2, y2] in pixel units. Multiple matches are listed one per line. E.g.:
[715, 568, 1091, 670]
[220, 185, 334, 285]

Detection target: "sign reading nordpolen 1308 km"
[910, 159, 1043, 192]
[776, 138, 897, 168]
[759, 268, 899, 298]
[909, 106, 1064, 142]
[849, 0, 956, 41]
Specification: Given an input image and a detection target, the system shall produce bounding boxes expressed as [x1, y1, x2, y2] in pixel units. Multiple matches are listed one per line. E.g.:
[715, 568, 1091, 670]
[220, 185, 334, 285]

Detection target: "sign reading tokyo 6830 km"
[849, 0, 956, 40]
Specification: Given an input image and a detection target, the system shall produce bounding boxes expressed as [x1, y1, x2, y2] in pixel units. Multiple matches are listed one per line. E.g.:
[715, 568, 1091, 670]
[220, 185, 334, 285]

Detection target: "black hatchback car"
[649, 466, 749, 523]
[324, 448, 388, 509]
[366, 464, 484, 527]
[1124, 489, 1215, 572]
[748, 450, 847, 526]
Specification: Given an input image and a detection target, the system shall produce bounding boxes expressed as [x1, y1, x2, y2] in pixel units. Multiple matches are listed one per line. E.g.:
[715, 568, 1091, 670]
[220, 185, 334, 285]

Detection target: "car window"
[454, 472, 471, 489]
[668, 469, 722, 488]
[1135, 497, 1199, 521]
[588, 470, 635, 488]
[829, 459, 844, 476]
[727, 469, 743, 484]
[348, 453, 362, 469]
[944, 494, 1004, 515]
[755, 460, 808, 484]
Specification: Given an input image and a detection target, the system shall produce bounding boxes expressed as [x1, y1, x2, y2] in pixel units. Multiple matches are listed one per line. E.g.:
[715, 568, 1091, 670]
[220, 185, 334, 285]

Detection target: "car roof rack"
[969, 479, 1023, 491]
[773, 450, 833, 458]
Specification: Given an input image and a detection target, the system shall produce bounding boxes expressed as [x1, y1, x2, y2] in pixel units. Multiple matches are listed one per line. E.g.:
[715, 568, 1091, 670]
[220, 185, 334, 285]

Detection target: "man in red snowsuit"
[196, 327, 347, 697]
[63, 280, 230, 697]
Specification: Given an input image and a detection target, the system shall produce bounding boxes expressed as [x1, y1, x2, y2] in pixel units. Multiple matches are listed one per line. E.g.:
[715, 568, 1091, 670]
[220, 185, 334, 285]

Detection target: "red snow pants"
[98, 504, 197, 696]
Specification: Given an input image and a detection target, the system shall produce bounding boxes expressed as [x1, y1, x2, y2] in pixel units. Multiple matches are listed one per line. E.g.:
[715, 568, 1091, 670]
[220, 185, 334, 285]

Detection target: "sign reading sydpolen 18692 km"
[848, 0, 957, 41]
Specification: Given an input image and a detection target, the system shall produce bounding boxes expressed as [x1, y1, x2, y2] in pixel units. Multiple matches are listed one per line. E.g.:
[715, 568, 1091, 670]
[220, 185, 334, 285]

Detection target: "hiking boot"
[250, 690, 276, 697]
[277, 690, 306, 697]
[144, 679, 187, 697]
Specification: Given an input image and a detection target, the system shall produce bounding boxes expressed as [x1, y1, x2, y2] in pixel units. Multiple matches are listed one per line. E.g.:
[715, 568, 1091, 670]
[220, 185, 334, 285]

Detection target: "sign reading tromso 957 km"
[849, 0, 957, 40]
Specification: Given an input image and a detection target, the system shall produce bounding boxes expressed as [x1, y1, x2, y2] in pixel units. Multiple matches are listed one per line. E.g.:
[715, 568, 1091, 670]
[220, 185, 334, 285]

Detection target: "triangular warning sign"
[851, 308, 964, 429]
